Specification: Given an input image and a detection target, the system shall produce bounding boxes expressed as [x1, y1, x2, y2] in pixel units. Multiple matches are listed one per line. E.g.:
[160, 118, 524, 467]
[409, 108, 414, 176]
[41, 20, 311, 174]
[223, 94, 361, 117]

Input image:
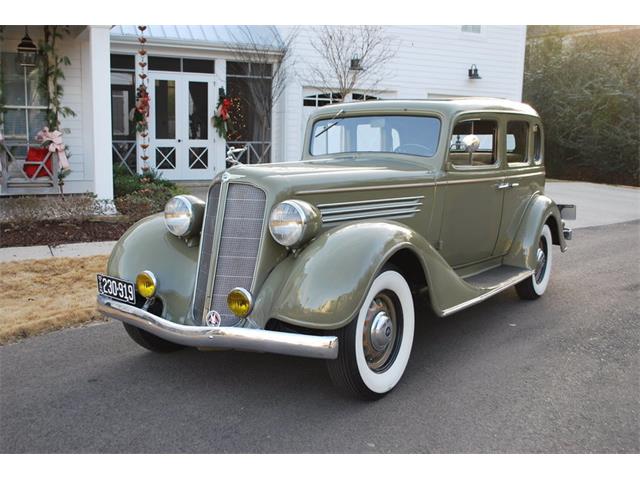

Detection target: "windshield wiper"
[314, 109, 345, 138]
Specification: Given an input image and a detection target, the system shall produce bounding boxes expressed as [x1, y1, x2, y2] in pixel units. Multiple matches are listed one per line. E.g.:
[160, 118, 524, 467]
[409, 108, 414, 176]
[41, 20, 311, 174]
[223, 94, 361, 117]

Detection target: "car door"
[493, 118, 546, 256]
[438, 115, 505, 267]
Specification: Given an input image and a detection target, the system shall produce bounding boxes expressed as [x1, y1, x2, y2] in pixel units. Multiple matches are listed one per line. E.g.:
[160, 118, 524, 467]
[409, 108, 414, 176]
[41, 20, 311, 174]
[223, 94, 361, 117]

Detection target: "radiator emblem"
[205, 310, 222, 327]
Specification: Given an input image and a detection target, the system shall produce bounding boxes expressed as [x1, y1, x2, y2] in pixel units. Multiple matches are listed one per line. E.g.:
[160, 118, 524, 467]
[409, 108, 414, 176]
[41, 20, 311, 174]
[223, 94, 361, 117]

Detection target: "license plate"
[97, 274, 136, 304]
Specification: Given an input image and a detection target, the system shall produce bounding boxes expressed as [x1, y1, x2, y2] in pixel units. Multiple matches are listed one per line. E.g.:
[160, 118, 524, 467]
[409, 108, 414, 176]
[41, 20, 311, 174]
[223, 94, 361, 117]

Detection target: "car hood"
[217, 156, 439, 199]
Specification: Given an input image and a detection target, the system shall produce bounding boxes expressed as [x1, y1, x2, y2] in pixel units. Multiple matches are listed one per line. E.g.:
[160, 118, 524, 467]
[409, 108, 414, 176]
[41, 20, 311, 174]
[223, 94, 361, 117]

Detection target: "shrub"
[524, 28, 640, 186]
[112, 167, 186, 220]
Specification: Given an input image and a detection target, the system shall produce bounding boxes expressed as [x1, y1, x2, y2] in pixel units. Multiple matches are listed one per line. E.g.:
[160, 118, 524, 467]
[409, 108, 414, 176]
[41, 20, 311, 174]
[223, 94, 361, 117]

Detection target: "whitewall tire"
[326, 267, 415, 400]
[516, 224, 553, 300]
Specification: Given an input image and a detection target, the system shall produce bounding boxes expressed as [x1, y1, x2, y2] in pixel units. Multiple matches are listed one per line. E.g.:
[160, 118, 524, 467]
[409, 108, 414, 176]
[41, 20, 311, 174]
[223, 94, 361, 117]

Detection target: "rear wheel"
[326, 267, 415, 400]
[516, 224, 553, 300]
[123, 323, 184, 353]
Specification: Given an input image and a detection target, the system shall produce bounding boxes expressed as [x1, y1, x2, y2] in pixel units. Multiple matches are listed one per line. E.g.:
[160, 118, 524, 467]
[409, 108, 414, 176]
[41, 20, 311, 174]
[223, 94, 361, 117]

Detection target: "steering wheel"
[393, 144, 432, 156]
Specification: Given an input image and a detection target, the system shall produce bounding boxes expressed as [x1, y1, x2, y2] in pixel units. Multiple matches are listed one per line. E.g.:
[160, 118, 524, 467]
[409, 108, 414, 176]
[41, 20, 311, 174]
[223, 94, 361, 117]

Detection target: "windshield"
[310, 115, 441, 158]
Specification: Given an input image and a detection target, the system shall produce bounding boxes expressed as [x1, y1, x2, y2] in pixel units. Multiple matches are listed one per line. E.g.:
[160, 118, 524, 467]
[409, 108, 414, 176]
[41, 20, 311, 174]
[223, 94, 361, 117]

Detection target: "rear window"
[310, 115, 441, 158]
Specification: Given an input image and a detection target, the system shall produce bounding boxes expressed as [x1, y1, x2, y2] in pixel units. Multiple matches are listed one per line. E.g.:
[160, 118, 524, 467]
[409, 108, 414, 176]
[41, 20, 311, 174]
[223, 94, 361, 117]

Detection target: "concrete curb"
[0, 241, 116, 263]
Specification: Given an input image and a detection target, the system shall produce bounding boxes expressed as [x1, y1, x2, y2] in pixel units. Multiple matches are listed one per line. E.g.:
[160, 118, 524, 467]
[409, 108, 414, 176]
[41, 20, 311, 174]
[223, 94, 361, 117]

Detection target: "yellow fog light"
[136, 270, 157, 299]
[227, 287, 253, 317]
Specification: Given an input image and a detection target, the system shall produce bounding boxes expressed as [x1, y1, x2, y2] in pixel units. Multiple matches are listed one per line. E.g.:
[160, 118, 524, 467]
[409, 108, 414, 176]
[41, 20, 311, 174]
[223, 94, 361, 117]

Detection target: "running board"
[441, 266, 532, 317]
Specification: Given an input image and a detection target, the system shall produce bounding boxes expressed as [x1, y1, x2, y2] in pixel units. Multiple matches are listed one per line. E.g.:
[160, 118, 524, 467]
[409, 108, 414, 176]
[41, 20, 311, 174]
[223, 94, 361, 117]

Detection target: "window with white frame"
[0, 52, 48, 154]
[461, 25, 482, 34]
[303, 92, 343, 107]
[303, 92, 379, 106]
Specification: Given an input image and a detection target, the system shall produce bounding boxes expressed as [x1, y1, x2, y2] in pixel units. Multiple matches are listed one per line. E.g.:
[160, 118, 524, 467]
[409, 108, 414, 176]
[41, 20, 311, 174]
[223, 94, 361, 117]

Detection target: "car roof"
[312, 97, 539, 118]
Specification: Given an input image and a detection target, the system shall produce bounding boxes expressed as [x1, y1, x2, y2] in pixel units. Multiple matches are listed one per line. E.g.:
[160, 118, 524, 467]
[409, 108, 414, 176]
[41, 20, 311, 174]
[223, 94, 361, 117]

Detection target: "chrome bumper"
[97, 295, 339, 360]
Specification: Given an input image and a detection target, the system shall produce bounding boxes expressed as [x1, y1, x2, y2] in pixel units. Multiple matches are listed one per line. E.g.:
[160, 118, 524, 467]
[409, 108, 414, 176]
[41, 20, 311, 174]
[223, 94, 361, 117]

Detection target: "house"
[0, 25, 527, 199]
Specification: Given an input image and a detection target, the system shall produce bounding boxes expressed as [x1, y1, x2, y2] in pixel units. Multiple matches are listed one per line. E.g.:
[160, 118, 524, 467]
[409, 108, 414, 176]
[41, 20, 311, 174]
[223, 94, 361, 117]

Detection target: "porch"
[109, 26, 281, 182]
[0, 25, 113, 198]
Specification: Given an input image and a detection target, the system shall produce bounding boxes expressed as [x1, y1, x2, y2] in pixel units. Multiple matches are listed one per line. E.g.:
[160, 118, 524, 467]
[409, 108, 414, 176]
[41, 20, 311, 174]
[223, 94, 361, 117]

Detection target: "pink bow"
[36, 127, 70, 171]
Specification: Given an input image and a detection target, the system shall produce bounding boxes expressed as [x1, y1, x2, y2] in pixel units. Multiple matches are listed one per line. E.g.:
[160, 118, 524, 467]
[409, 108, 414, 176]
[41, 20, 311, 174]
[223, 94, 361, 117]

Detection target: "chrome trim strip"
[316, 195, 424, 208]
[441, 270, 533, 317]
[190, 181, 220, 325]
[444, 176, 504, 185]
[320, 199, 423, 216]
[322, 207, 421, 223]
[98, 295, 339, 360]
[296, 182, 436, 195]
[202, 181, 230, 321]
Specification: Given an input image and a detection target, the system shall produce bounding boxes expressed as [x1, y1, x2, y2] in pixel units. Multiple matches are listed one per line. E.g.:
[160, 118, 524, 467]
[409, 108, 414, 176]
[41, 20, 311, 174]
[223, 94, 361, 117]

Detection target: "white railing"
[112, 140, 137, 175]
[0, 142, 58, 195]
[226, 141, 271, 164]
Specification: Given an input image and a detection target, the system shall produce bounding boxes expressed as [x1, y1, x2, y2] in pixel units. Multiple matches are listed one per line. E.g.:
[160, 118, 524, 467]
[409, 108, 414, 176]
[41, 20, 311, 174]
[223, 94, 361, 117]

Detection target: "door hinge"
[436, 240, 444, 250]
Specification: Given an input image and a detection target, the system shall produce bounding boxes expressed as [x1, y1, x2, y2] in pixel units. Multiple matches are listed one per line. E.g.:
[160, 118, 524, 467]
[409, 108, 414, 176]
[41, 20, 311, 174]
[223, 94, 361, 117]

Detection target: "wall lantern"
[17, 27, 38, 67]
[468, 64, 481, 80]
[350, 57, 363, 71]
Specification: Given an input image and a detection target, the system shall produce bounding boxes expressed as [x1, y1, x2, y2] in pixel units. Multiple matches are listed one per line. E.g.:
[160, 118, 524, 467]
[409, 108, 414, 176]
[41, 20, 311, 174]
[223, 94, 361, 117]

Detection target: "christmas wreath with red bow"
[213, 87, 233, 139]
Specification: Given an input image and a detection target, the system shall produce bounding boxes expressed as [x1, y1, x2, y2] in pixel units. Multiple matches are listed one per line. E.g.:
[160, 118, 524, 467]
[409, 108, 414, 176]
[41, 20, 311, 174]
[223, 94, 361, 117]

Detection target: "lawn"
[0, 255, 108, 345]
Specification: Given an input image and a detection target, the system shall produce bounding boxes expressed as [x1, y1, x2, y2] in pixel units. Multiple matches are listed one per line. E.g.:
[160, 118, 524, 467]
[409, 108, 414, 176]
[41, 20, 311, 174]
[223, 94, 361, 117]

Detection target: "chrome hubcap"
[534, 239, 547, 283]
[362, 292, 398, 372]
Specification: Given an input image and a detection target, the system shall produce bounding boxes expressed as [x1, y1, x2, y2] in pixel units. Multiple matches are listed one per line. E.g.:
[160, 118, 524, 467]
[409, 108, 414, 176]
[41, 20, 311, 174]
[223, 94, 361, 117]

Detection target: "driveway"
[1, 219, 638, 453]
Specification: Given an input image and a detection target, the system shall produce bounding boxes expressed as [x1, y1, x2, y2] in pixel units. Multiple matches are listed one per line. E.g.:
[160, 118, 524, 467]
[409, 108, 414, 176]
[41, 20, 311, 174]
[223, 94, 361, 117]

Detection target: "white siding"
[274, 25, 526, 163]
[1, 27, 94, 194]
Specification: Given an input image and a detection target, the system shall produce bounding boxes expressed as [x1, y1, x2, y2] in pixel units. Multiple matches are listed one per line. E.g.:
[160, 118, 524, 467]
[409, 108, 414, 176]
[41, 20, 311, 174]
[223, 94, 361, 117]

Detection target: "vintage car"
[97, 98, 575, 399]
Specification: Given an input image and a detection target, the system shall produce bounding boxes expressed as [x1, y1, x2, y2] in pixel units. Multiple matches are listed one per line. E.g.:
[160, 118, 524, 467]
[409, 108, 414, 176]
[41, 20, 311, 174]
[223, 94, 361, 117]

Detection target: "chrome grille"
[210, 184, 266, 326]
[318, 196, 423, 224]
[192, 183, 222, 322]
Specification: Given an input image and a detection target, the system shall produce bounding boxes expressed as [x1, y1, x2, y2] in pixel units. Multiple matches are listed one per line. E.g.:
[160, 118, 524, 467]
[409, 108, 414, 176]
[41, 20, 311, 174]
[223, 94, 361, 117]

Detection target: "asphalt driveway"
[1, 220, 638, 453]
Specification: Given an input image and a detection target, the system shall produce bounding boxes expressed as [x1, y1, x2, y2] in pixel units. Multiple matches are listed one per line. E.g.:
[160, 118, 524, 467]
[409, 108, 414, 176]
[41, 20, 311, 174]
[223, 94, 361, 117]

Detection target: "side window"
[448, 119, 498, 167]
[533, 124, 543, 164]
[506, 120, 529, 166]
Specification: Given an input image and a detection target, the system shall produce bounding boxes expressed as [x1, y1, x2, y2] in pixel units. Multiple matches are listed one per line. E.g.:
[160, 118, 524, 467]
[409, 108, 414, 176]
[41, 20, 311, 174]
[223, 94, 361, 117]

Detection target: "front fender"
[504, 193, 565, 270]
[260, 221, 482, 330]
[107, 214, 199, 325]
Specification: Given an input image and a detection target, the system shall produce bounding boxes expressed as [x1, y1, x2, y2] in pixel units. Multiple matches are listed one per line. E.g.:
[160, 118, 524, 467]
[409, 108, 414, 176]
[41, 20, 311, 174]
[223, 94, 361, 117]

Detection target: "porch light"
[468, 64, 481, 80]
[17, 27, 38, 67]
[350, 57, 363, 71]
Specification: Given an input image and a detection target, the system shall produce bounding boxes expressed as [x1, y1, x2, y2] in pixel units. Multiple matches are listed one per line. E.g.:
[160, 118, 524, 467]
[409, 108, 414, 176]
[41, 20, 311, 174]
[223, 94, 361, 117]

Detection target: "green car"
[97, 98, 575, 399]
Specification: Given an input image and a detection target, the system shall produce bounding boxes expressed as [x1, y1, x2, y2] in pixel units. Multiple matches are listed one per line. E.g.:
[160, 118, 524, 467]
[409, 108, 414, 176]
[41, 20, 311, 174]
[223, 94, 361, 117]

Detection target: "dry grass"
[0, 255, 109, 345]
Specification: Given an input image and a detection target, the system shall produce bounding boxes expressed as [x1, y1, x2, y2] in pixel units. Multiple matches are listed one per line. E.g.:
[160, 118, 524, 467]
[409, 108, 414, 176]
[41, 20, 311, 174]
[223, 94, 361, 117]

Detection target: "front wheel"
[123, 323, 185, 353]
[326, 267, 415, 400]
[516, 224, 553, 300]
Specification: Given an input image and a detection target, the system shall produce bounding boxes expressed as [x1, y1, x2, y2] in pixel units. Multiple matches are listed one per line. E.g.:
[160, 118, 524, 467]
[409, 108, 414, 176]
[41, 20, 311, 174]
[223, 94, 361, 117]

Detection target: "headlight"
[164, 195, 204, 237]
[269, 200, 320, 247]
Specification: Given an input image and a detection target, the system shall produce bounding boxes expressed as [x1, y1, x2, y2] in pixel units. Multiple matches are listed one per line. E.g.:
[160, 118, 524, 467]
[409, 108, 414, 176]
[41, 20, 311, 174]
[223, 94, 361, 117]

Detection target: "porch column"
[81, 25, 113, 199]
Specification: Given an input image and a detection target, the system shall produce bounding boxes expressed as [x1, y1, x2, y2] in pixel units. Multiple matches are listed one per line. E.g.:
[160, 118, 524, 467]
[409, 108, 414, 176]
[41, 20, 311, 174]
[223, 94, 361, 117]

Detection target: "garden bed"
[0, 217, 135, 248]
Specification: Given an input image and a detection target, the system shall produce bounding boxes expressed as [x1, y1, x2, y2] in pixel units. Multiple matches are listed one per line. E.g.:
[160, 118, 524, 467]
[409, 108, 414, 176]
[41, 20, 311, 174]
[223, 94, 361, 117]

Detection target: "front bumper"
[97, 295, 339, 360]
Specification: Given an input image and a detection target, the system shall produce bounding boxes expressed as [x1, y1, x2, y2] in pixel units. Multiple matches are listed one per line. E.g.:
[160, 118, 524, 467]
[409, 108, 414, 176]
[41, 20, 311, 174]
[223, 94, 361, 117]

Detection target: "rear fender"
[504, 193, 565, 270]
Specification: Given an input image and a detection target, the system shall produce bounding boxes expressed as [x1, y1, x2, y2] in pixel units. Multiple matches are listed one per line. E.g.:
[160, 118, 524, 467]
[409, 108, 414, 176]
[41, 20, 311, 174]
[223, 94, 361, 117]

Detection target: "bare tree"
[305, 25, 397, 101]
[223, 26, 297, 163]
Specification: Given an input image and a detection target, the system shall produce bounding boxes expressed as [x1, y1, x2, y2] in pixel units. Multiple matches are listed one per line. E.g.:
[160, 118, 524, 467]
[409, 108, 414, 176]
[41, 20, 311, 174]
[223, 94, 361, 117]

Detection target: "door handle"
[496, 182, 519, 190]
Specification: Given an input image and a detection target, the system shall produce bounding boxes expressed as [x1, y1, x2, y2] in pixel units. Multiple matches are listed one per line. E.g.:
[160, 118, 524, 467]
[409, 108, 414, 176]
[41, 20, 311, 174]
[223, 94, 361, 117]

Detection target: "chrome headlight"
[164, 195, 204, 237]
[269, 200, 321, 248]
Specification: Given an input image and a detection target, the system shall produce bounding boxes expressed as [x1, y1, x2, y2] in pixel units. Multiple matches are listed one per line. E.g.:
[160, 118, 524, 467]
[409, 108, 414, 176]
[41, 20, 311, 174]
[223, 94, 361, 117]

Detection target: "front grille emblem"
[206, 310, 222, 327]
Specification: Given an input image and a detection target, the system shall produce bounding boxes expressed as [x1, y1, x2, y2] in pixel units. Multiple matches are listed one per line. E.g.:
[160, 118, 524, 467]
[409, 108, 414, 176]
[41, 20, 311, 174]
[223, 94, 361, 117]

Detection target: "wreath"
[213, 87, 233, 139]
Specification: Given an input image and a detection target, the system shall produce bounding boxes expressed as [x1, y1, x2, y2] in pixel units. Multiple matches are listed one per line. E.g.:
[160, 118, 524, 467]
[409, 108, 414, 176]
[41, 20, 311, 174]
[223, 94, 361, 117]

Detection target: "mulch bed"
[0, 218, 135, 248]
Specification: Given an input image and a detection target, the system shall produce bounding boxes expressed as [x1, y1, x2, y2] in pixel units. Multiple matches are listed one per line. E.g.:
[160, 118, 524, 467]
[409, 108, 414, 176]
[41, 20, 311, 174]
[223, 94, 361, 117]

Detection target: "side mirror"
[462, 134, 480, 153]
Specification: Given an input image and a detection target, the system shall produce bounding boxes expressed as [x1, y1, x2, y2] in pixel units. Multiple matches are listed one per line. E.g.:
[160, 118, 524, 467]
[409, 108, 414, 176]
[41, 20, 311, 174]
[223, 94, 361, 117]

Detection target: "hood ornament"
[221, 172, 244, 183]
